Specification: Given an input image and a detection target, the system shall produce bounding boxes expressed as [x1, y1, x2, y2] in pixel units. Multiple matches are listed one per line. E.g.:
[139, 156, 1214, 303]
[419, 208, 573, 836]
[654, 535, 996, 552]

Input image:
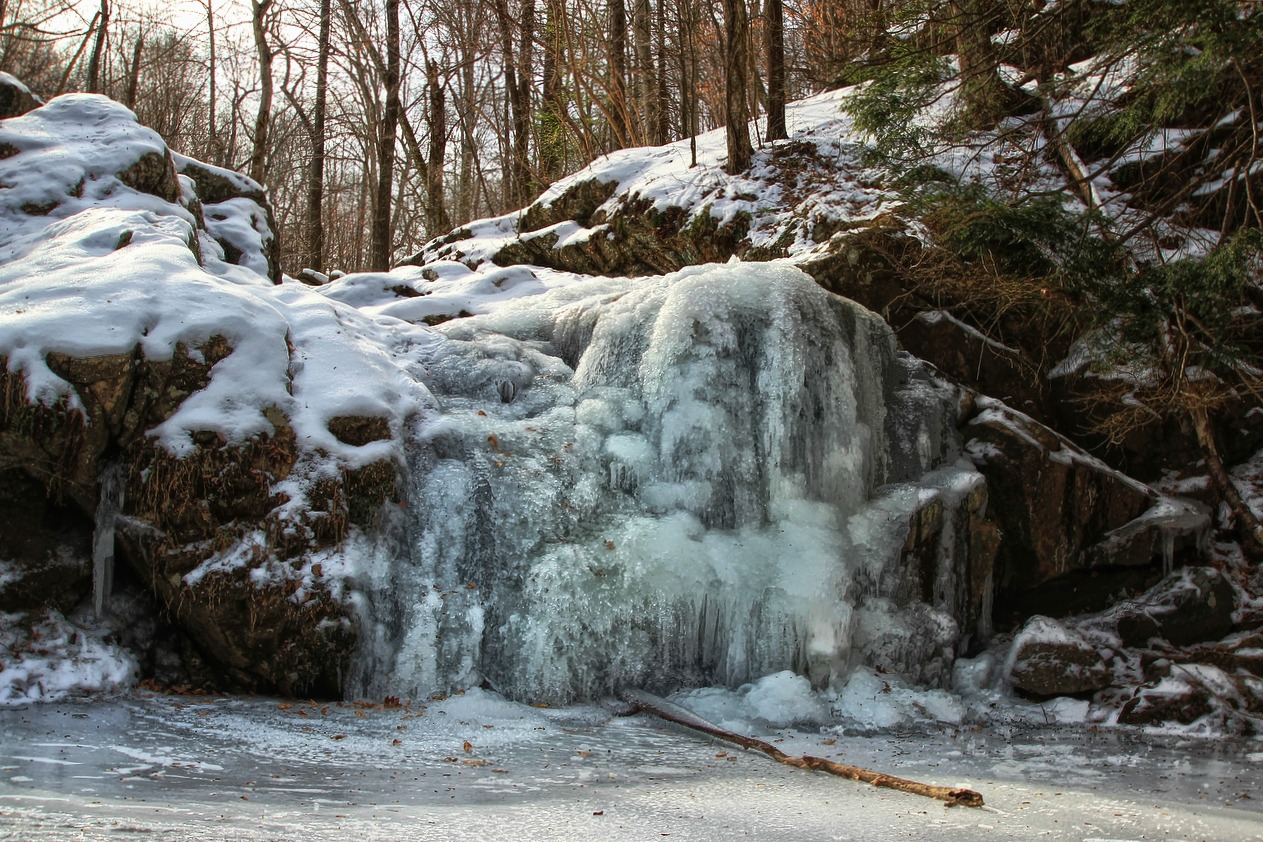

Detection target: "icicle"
[92, 463, 125, 620]
[1161, 524, 1176, 576]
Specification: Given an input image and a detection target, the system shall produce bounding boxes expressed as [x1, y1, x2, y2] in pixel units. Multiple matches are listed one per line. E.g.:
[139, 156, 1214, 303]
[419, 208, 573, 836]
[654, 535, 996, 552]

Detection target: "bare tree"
[85, 0, 108, 92]
[632, 0, 656, 142]
[369, 0, 400, 270]
[765, 0, 786, 140]
[302, 0, 331, 273]
[724, 0, 752, 173]
[425, 57, 450, 237]
[122, 25, 143, 108]
[608, 0, 632, 147]
[249, 0, 274, 184]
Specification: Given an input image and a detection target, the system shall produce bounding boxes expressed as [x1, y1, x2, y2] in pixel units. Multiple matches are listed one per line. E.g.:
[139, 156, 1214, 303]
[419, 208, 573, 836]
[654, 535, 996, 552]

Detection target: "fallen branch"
[619, 687, 984, 808]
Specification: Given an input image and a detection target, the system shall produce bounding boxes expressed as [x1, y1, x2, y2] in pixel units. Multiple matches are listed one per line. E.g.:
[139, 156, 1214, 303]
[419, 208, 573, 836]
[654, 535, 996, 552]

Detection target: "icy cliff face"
[352, 263, 975, 703]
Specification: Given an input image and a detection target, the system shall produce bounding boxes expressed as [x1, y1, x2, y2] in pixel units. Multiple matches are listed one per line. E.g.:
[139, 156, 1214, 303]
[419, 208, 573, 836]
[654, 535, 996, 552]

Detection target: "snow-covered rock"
[1110, 567, 1238, 648]
[1006, 615, 1113, 697]
[0, 89, 432, 698]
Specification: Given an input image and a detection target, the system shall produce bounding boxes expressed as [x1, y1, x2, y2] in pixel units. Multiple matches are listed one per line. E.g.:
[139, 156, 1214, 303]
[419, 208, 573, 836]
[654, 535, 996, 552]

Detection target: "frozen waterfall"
[351, 263, 984, 703]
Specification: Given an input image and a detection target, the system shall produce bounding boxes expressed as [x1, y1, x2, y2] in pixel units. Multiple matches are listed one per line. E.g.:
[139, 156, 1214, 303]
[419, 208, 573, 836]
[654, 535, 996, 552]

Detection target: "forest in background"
[4, 0, 1258, 279]
[0, 0, 842, 274]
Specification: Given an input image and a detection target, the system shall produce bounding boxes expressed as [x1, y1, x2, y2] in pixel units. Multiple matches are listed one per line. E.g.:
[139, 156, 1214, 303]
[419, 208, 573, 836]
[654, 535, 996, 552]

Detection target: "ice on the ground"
[0, 609, 137, 704]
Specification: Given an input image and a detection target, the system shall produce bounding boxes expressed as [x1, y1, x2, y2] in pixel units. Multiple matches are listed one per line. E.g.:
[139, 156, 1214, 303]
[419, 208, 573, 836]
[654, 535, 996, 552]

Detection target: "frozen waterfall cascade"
[353, 263, 987, 704]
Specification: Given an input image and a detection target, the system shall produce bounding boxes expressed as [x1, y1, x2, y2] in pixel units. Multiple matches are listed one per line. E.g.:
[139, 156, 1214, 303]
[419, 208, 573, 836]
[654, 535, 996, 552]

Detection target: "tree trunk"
[515, 0, 535, 199]
[609, 0, 631, 147]
[458, 32, 477, 224]
[633, 0, 656, 143]
[85, 0, 108, 93]
[123, 30, 143, 109]
[492, 0, 531, 206]
[426, 59, 451, 238]
[1191, 406, 1263, 556]
[304, 0, 331, 274]
[205, 0, 219, 164]
[249, 0, 273, 185]
[765, 0, 787, 141]
[724, 0, 752, 174]
[370, 0, 400, 271]
[653, 0, 668, 144]
[540, 0, 564, 181]
[951, 0, 1005, 127]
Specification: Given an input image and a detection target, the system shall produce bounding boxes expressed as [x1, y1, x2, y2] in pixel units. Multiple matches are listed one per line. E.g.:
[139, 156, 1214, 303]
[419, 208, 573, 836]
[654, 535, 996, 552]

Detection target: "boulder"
[177, 157, 282, 284]
[519, 178, 618, 233]
[1006, 615, 1113, 697]
[963, 397, 1209, 624]
[0, 72, 39, 120]
[854, 474, 1001, 685]
[894, 474, 1000, 650]
[1118, 662, 1263, 734]
[801, 226, 1067, 425]
[1112, 567, 1237, 648]
[117, 150, 181, 204]
[490, 196, 754, 276]
[899, 310, 1051, 422]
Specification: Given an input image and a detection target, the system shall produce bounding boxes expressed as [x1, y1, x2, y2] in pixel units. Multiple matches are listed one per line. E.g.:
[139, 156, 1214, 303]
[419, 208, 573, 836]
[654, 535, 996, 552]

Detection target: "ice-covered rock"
[1118, 662, 1263, 735]
[1006, 615, 1113, 697]
[1111, 567, 1237, 648]
[964, 397, 1209, 624]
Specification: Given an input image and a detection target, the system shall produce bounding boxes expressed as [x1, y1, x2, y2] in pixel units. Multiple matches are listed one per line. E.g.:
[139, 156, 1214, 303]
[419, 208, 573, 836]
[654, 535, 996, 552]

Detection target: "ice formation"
[352, 263, 982, 703]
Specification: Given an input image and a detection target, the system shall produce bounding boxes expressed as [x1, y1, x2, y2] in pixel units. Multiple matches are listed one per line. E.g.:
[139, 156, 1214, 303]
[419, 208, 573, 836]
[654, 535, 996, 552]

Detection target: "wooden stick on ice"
[619, 687, 984, 808]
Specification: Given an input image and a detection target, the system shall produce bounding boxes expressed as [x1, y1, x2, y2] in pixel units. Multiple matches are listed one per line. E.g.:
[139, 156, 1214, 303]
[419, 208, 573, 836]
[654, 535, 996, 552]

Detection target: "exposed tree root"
[619, 687, 985, 808]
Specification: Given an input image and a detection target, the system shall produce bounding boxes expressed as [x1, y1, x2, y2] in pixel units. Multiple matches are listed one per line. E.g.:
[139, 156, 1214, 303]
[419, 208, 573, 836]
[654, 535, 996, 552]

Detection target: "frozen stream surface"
[0, 692, 1260, 841]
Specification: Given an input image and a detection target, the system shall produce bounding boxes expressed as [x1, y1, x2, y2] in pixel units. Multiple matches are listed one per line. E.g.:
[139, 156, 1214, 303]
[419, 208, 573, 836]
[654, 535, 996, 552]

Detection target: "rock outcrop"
[0, 88, 411, 697]
[961, 397, 1209, 625]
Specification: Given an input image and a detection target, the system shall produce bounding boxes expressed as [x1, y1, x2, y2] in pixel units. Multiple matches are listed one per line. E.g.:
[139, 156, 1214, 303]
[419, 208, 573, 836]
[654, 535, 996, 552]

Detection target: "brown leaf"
[463, 740, 473, 753]
[332, 734, 346, 740]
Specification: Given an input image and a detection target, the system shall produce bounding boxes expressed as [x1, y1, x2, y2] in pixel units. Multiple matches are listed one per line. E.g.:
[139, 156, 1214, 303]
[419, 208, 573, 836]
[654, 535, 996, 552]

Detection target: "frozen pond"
[1, 691, 1261, 840]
